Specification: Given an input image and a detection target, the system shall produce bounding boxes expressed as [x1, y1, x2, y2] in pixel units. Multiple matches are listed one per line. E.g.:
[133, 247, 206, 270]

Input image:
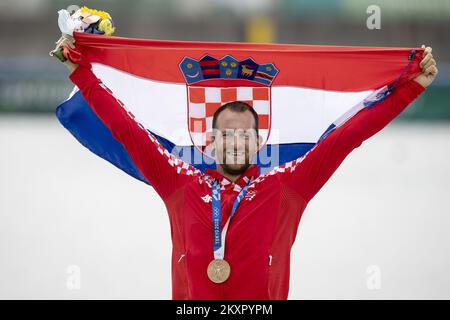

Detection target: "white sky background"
[0, 115, 449, 299]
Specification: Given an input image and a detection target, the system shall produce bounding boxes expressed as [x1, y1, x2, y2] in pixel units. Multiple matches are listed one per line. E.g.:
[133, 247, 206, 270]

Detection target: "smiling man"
[211, 101, 262, 179]
[58, 38, 437, 299]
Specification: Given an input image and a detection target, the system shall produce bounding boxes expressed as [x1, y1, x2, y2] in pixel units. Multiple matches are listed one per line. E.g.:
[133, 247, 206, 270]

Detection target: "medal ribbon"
[212, 179, 250, 260]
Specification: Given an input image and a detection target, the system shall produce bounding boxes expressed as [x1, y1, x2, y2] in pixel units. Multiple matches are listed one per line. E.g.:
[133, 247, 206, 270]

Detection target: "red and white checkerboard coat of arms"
[179, 54, 279, 159]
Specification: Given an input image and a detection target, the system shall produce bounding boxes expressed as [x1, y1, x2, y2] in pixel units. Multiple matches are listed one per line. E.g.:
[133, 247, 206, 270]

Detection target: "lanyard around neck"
[211, 179, 250, 260]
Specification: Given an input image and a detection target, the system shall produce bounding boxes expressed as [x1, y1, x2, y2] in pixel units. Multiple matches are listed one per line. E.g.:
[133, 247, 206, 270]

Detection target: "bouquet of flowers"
[49, 6, 115, 62]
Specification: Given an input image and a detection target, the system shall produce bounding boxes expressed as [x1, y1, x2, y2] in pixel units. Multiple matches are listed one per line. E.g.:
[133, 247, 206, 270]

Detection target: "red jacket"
[69, 66, 425, 299]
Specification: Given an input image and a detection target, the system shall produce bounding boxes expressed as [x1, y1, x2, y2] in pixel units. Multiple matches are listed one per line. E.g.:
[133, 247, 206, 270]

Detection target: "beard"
[216, 140, 256, 176]
[220, 149, 252, 176]
[221, 162, 252, 176]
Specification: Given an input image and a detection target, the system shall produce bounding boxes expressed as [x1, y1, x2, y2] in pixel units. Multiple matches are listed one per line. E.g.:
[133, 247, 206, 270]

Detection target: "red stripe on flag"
[73, 32, 423, 92]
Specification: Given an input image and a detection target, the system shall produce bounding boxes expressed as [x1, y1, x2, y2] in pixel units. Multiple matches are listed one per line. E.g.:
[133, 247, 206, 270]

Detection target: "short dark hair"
[212, 101, 259, 133]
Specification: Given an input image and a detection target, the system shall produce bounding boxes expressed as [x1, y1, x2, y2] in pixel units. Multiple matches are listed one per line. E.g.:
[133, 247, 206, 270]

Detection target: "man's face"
[212, 109, 261, 176]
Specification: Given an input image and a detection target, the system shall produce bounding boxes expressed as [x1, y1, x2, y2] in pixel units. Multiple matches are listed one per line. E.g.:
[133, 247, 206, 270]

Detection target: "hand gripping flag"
[56, 33, 423, 184]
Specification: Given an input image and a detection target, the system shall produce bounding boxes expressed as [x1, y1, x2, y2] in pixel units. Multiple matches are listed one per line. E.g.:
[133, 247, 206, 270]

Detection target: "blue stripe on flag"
[56, 91, 148, 184]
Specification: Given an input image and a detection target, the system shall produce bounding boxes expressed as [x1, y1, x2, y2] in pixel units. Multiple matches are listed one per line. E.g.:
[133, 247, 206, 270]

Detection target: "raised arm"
[66, 64, 199, 201]
[280, 46, 437, 203]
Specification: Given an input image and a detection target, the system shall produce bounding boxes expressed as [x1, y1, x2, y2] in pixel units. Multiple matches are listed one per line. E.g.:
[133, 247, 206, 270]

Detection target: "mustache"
[221, 148, 251, 165]
[222, 142, 250, 152]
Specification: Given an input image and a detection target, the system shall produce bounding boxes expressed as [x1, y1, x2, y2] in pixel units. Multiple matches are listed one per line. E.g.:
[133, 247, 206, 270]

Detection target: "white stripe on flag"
[89, 63, 376, 146]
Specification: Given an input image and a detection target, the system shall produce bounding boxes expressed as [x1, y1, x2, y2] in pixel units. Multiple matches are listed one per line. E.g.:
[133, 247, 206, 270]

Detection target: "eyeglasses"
[213, 129, 258, 140]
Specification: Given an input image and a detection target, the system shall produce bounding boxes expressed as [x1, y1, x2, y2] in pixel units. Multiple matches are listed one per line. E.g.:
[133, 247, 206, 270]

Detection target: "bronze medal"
[207, 259, 231, 283]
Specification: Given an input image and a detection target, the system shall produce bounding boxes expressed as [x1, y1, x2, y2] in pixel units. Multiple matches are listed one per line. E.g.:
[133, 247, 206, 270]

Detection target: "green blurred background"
[0, 0, 448, 119]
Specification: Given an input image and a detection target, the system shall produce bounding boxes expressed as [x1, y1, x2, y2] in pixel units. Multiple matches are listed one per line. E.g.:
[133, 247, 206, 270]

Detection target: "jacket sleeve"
[279, 79, 426, 203]
[69, 65, 199, 200]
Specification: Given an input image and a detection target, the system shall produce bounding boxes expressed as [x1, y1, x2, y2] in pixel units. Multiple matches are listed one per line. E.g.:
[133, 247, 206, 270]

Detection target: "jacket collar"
[205, 164, 260, 191]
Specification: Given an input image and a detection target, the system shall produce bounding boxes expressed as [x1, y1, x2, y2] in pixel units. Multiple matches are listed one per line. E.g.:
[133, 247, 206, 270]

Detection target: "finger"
[429, 65, 438, 76]
[421, 44, 425, 49]
[425, 65, 437, 76]
[422, 58, 436, 70]
[61, 38, 75, 49]
[420, 53, 432, 68]
[424, 46, 432, 54]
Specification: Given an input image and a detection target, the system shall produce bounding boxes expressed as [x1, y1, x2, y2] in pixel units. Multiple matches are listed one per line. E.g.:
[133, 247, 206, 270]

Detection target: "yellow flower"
[98, 19, 115, 36]
[79, 6, 111, 21]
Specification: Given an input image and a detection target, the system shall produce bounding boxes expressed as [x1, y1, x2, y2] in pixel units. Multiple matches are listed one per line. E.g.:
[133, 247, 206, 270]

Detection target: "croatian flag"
[56, 33, 422, 184]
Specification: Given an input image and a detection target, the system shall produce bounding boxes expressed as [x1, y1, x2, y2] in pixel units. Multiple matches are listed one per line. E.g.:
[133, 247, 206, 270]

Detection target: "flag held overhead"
[57, 32, 423, 184]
